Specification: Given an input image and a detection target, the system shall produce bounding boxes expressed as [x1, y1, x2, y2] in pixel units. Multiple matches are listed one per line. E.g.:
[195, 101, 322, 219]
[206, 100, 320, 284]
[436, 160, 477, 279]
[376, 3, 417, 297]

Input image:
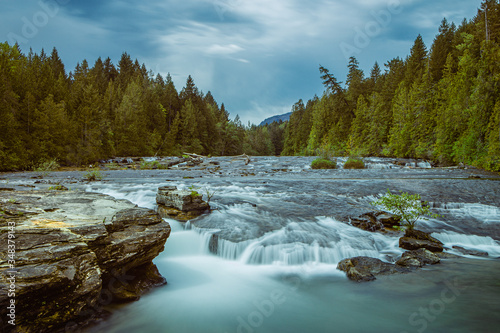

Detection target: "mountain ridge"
[259, 112, 292, 126]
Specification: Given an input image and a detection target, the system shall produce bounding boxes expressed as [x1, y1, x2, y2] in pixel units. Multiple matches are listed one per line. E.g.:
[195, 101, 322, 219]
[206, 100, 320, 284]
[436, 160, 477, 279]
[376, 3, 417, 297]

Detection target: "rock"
[107, 262, 166, 302]
[399, 229, 444, 252]
[376, 212, 401, 228]
[209, 233, 219, 254]
[350, 211, 401, 232]
[396, 248, 440, 267]
[157, 206, 207, 222]
[0, 190, 170, 333]
[338, 249, 440, 282]
[436, 252, 462, 259]
[452, 246, 489, 257]
[337, 257, 409, 282]
[396, 256, 423, 267]
[350, 215, 383, 232]
[156, 186, 209, 221]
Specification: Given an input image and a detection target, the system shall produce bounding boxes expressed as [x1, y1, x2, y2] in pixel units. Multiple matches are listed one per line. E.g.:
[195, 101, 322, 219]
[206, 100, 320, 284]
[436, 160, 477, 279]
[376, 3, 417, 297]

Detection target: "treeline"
[0, 43, 283, 171]
[282, 0, 500, 171]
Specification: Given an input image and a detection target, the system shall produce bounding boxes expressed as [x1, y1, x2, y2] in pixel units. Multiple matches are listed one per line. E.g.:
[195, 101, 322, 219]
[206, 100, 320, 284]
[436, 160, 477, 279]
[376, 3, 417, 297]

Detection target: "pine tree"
[114, 79, 148, 156]
[346, 56, 365, 109]
[404, 35, 427, 87]
[429, 18, 456, 82]
[117, 52, 135, 90]
[0, 43, 24, 170]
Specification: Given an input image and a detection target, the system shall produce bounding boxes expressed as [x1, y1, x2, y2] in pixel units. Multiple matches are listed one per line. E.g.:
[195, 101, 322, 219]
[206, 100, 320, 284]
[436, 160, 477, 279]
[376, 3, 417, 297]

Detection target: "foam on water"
[85, 184, 157, 210]
[201, 217, 402, 265]
[432, 231, 500, 256]
[79, 163, 500, 333]
[431, 202, 500, 224]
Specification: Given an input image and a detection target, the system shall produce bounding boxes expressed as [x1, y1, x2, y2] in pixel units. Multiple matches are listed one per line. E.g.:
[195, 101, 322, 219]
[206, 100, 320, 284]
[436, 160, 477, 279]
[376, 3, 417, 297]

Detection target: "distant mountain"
[259, 112, 292, 126]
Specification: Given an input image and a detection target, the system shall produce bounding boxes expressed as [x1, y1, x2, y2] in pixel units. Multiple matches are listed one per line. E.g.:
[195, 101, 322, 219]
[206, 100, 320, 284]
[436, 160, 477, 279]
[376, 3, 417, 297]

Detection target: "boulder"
[376, 212, 401, 228]
[350, 215, 383, 232]
[396, 248, 441, 267]
[337, 257, 409, 282]
[338, 249, 441, 282]
[399, 229, 444, 252]
[156, 186, 209, 221]
[350, 211, 401, 232]
[0, 190, 170, 333]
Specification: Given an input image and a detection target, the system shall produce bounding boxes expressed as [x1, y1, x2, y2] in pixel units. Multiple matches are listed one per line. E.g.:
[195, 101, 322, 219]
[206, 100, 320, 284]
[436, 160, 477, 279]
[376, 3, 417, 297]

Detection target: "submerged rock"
[452, 246, 489, 257]
[0, 190, 170, 333]
[156, 185, 209, 221]
[399, 229, 444, 252]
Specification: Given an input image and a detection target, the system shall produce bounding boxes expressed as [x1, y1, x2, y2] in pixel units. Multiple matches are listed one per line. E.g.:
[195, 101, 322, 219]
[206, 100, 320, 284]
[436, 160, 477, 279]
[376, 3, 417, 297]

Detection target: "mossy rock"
[344, 158, 365, 169]
[311, 158, 337, 169]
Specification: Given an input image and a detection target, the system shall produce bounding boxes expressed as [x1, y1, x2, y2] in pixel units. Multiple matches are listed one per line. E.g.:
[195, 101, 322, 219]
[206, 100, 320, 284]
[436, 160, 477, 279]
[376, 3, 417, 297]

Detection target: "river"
[3, 156, 500, 332]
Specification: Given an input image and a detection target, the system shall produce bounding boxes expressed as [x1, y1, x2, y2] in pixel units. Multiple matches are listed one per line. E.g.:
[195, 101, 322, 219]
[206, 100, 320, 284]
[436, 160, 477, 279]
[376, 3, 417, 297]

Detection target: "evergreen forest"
[282, 1, 500, 172]
[1, 1, 499, 172]
[0, 43, 288, 171]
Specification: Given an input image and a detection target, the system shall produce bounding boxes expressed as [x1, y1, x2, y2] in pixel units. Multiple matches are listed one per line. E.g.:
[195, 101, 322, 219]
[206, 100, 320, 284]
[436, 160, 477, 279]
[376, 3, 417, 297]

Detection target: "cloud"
[0, 0, 484, 124]
[206, 43, 244, 55]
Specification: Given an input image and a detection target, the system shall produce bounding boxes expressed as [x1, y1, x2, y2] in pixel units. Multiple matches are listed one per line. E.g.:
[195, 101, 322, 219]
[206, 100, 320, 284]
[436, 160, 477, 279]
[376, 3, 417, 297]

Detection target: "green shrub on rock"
[83, 169, 103, 181]
[344, 157, 365, 169]
[371, 190, 440, 230]
[311, 158, 337, 169]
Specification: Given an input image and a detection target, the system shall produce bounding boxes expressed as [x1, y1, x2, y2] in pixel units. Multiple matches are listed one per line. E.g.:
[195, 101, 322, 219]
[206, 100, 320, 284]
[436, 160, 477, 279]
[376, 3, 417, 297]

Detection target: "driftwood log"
[231, 154, 251, 165]
[183, 152, 206, 159]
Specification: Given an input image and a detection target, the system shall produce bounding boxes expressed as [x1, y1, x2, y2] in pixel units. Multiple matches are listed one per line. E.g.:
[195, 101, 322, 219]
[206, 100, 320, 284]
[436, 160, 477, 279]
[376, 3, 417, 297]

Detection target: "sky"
[1, 0, 484, 124]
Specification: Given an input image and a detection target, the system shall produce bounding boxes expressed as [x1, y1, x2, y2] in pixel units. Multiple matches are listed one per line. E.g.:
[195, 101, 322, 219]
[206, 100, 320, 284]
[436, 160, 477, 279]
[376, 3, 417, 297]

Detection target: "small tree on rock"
[371, 190, 439, 230]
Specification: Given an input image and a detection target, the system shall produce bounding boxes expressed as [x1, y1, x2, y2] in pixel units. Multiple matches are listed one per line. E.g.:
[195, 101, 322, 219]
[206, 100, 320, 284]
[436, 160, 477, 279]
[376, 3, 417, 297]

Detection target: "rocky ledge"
[156, 186, 209, 221]
[0, 190, 171, 333]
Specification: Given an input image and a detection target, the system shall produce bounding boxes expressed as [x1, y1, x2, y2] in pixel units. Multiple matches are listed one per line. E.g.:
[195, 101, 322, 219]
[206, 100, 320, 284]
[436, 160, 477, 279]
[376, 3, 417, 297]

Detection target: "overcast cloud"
[1, 0, 483, 124]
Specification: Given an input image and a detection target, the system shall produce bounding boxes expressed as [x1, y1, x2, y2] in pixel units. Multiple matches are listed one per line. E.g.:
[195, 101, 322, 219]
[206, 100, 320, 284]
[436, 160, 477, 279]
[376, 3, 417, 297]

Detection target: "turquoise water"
[75, 157, 500, 333]
[87, 225, 500, 333]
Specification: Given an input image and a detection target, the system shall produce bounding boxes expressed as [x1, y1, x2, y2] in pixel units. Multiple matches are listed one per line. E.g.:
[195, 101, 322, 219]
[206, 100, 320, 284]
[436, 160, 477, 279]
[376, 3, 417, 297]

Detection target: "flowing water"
[4, 157, 500, 332]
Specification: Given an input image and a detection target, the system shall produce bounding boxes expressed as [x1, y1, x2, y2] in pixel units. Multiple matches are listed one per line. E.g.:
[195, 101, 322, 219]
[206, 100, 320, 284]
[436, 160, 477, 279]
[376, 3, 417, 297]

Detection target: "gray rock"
[0, 190, 170, 333]
[396, 248, 441, 267]
[396, 256, 423, 267]
[337, 256, 409, 282]
[350, 211, 401, 232]
[350, 215, 384, 232]
[376, 212, 401, 228]
[156, 186, 209, 221]
[399, 229, 444, 252]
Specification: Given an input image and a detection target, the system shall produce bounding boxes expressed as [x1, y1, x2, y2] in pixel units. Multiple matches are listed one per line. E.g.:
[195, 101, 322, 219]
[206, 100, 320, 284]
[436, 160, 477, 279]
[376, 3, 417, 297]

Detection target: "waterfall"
[432, 231, 500, 256]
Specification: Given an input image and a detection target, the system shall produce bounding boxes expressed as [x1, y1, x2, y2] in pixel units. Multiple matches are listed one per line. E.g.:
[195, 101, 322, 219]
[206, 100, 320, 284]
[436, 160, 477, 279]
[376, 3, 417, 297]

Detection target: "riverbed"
[2, 156, 500, 333]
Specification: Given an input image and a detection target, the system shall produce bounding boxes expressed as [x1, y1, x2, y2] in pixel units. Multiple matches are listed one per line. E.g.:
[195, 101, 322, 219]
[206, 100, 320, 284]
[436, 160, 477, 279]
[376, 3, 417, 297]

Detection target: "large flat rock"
[0, 190, 171, 333]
